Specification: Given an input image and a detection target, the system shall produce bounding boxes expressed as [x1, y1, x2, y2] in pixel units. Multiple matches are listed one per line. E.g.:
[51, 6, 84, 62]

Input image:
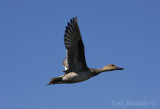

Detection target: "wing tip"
[73, 16, 78, 24]
[64, 16, 80, 49]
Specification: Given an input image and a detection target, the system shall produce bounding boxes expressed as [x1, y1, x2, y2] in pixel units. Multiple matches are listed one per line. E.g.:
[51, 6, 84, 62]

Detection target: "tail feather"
[45, 77, 63, 86]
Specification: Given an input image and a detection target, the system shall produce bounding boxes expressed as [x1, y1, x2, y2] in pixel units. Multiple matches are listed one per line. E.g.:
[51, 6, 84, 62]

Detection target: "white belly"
[62, 72, 92, 83]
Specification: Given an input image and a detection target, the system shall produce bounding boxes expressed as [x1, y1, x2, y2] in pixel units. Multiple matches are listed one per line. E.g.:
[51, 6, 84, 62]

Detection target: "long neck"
[90, 68, 113, 76]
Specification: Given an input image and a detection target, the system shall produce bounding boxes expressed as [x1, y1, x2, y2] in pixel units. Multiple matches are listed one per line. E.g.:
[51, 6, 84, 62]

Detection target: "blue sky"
[0, 0, 160, 109]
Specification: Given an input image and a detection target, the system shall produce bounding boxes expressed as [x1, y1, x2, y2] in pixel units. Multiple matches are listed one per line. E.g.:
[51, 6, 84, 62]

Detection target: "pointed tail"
[45, 77, 63, 86]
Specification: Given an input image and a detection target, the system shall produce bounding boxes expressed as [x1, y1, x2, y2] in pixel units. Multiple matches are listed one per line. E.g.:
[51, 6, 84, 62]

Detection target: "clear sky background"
[0, 0, 160, 109]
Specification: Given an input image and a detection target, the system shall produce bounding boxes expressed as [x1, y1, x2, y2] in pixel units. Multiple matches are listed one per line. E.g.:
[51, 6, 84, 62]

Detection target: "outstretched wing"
[64, 17, 88, 72]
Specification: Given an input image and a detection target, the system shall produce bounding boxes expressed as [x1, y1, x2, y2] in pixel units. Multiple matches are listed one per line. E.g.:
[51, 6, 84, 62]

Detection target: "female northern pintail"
[46, 17, 123, 85]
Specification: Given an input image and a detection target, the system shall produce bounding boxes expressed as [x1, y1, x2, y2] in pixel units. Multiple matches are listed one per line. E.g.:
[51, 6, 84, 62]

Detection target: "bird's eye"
[111, 65, 114, 66]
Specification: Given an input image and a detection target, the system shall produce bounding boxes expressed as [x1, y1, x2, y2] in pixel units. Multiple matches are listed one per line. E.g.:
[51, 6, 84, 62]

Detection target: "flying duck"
[46, 17, 123, 85]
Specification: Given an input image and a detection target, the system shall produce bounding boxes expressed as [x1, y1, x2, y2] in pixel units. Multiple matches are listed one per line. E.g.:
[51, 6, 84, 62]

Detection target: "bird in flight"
[46, 17, 123, 85]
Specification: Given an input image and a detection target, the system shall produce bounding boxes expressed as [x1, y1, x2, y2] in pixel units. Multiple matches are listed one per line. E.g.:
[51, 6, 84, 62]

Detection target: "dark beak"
[116, 67, 124, 70]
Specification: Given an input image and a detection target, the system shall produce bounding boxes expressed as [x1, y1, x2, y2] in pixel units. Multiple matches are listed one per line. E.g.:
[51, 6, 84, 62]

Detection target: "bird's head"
[102, 64, 123, 71]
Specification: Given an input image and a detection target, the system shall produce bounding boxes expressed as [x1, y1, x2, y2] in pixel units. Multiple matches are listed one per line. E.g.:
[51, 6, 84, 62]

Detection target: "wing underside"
[63, 17, 88, 72]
